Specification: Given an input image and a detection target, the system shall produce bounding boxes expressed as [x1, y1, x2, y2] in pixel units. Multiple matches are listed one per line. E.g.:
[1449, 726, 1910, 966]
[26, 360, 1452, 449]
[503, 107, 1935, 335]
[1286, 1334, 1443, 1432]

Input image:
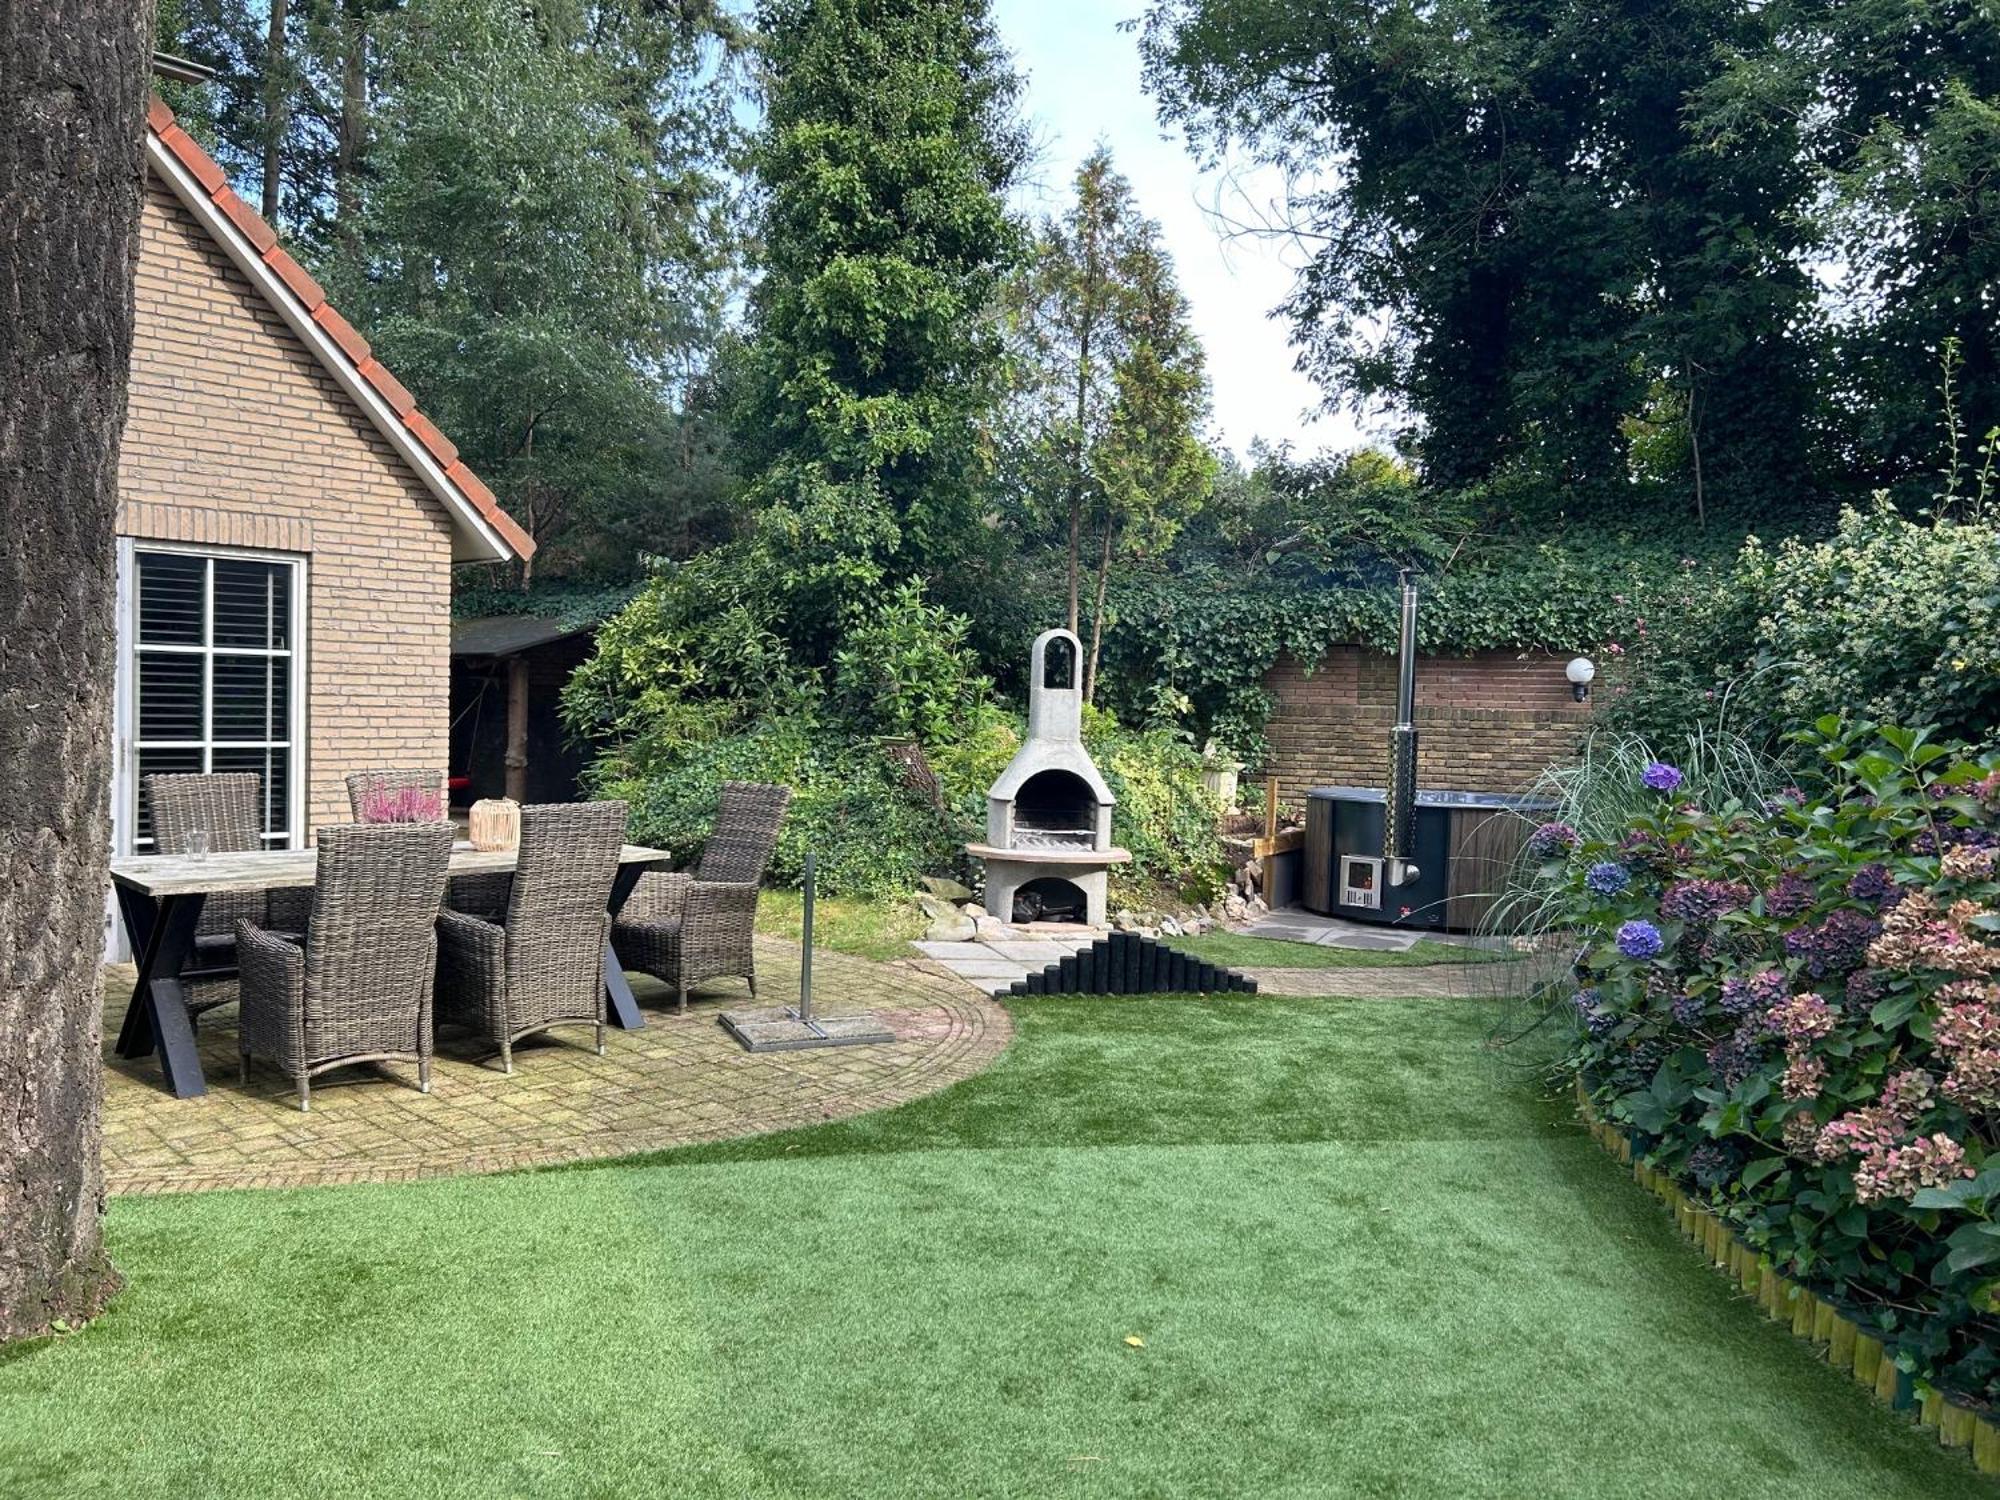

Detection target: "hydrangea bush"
[1543, 720, 2000, 1402]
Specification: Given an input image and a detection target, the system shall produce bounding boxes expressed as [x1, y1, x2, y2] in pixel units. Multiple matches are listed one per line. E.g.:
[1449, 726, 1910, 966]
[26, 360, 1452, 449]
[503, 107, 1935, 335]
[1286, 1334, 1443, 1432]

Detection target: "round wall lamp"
[1566, 656, 1597, 703]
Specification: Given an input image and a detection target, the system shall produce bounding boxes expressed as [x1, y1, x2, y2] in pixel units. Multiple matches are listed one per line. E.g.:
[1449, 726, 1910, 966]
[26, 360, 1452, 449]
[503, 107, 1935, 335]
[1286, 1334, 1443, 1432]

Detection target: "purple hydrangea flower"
[1585, 860, 1631, 896]
[1760, 787, 1807, 816]
[1706, 1025, 1766, 1088]
[1845, 968, 1888, 1010]
[1719, 968, 1787, 1018]
[1660, 878, 1752, 923]
[1617, 919, 1665, 960]
[1846, 863, 1899, 908]
[1642, 761, 1685, 793]
[1687, 1140, 1744, 1190]
[1671, 991, 1704, 1026]
[1782, 908, 1883, 980]
[1527, 821, 1580, 860]
[1763, 873, 1816, 919]
[1572, 988, 1614, 1038]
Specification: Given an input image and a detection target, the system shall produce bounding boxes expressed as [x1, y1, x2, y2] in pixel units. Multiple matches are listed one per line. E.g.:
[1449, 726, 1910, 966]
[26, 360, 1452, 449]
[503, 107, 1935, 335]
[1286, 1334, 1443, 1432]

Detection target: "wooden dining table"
[109, 842, 673, 1099]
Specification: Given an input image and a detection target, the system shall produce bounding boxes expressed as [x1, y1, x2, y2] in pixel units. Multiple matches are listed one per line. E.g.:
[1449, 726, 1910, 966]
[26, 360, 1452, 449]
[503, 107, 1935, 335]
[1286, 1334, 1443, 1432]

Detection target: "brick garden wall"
[1258, 646, 1594, 805]
[118, 175, 457, 835]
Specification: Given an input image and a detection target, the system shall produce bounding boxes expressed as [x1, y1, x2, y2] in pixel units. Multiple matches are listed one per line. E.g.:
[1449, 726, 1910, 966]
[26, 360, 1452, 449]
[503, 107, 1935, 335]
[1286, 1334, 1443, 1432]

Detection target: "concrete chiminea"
[967, 628, 1131, 926]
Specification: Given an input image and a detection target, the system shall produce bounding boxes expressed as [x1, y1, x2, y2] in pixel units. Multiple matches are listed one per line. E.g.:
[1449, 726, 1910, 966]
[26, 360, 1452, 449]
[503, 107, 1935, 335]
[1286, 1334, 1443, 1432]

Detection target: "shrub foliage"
[1538, 721, 2000, 1402]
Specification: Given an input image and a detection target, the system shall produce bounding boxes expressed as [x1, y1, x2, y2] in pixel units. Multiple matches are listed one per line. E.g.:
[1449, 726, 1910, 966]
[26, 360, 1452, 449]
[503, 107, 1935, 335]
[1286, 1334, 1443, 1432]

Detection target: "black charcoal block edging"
[1006, 931, 1257, 996]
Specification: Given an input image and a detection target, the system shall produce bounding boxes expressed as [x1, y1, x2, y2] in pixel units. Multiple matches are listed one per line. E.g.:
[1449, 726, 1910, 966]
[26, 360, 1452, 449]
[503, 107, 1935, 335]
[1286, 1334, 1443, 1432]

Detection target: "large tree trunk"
[0, 1, 150, 1342]
[335, 0, 369, 254]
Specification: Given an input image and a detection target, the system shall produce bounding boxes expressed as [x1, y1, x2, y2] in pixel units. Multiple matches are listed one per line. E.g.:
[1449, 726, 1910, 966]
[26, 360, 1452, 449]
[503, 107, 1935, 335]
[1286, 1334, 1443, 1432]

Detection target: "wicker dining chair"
[142, 772, 308, 1016]
[612, 781, 791, 1015]
[345, 767, 511, 918]
[434, 801, 629, 1072]
[236, 820, 452, 1110]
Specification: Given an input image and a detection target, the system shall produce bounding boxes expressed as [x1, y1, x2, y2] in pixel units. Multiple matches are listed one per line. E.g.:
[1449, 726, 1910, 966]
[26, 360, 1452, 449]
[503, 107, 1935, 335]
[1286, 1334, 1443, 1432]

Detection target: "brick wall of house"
[1259, 646, 1594, 805]
[117, 175, 456, 835]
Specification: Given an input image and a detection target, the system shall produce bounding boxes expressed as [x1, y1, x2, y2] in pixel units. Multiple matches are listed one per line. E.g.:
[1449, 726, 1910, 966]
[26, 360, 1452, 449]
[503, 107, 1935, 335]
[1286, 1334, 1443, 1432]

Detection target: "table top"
[110, 843, 672, 897]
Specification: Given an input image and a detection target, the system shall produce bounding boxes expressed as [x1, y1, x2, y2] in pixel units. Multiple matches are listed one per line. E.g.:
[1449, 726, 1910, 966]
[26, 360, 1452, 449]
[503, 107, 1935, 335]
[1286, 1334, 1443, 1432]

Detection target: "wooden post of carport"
[504, 652, 529, 803]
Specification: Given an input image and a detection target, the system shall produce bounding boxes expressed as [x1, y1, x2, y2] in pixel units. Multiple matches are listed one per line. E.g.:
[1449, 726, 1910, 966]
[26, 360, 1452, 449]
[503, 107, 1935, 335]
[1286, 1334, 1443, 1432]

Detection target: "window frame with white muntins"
[112, 539, 308, 859]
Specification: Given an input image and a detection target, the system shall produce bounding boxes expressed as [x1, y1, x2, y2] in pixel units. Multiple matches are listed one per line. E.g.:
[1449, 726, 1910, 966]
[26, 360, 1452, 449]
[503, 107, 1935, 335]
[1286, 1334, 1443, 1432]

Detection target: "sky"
[992, 0, 1364, 459]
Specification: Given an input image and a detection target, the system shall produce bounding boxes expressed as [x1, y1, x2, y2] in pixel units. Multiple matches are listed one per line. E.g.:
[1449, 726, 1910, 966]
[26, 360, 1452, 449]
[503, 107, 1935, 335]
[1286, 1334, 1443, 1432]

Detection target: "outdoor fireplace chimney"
[1384, 569, 1420, 888]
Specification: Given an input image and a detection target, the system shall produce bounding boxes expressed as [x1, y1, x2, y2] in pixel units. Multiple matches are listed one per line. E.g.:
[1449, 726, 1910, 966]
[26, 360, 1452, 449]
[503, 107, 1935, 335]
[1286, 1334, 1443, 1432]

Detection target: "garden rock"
[920, 875, 975, 902]
[925, 911, 978, 943]
[963, 902, 989, 919]
[972, 915, 1020, 941]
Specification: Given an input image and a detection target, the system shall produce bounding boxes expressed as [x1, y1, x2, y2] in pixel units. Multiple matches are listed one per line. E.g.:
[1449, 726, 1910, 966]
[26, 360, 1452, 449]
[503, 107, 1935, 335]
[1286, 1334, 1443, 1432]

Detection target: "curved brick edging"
[101, 940, 1012, 1196]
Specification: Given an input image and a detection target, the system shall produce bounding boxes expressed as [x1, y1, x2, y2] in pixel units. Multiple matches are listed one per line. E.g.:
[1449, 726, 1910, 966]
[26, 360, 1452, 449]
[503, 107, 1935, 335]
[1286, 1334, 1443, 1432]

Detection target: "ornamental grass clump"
[1531, 718, 2000, 1407]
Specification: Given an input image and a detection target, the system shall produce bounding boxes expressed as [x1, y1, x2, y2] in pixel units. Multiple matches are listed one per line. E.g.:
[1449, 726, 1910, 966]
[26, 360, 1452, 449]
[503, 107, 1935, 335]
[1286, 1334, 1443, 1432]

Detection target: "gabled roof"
[142, 95, 534, 564]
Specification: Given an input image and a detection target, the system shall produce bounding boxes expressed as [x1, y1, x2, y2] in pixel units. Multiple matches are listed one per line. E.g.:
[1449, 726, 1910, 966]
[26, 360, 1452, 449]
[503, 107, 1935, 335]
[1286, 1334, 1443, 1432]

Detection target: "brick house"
[110, 94, 533, 887]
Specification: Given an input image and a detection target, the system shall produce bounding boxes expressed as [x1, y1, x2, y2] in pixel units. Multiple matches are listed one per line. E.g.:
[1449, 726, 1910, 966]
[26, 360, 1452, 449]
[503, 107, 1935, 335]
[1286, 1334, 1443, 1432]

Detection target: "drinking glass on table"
[185, 829, 210, 860]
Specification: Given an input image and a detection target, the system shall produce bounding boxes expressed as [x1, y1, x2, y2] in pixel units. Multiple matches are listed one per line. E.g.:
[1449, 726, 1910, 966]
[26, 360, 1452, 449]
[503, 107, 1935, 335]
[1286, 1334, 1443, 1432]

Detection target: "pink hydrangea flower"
[1766, 992, 1835, 1044]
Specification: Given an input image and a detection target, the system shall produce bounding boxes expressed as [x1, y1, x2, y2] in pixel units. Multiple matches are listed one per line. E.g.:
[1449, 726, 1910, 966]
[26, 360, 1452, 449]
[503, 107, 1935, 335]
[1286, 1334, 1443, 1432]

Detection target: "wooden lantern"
[469, 797, 520, 852]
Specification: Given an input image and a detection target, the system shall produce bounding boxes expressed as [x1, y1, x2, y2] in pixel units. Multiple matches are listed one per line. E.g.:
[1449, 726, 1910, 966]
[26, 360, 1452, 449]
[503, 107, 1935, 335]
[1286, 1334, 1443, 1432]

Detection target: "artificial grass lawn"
[1169, 929, 1503, 969]
[4, 998, 1987, 1500]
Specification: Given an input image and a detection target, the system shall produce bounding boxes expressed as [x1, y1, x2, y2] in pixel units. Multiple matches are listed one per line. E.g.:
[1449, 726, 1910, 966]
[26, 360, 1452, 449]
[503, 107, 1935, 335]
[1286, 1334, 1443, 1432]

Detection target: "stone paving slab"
[101, 939, 1010, 1196]
[1240, 911, 1422, 950]
[987, 940, 1082, 964]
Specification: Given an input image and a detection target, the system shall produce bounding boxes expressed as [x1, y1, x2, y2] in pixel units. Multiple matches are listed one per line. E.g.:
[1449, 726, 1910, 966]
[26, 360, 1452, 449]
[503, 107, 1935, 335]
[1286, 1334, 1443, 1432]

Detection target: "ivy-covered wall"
[1259, 646, 1594, 804]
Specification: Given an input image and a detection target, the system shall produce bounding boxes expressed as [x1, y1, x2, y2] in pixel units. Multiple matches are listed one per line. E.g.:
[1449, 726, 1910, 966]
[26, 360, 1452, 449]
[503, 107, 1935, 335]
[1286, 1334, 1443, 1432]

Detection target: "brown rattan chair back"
[501, 802, 628, 999]
[146, 771, 264, 854]
[694, 781, 792, 884]
[144, 771, 267, 940]
[302, 822, 451, 1058]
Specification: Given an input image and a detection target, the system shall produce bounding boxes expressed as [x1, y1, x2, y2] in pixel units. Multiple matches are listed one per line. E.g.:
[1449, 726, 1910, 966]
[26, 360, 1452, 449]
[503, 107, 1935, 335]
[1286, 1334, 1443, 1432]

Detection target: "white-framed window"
[114, 540, 307, 855]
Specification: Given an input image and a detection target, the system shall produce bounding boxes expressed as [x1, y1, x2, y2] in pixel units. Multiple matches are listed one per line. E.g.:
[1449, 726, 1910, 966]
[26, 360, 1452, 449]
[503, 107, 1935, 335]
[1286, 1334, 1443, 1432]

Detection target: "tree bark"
[335, 0, 369, 254]
[261, 0, 290, 224]
[1083, 514, 1113, 704]
[0, 0, 149, 1343]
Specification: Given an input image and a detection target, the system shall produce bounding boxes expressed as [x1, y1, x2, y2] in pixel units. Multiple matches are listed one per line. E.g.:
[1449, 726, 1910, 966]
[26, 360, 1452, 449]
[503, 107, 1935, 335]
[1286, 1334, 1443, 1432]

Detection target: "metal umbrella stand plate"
[719, 852, 895, 1052]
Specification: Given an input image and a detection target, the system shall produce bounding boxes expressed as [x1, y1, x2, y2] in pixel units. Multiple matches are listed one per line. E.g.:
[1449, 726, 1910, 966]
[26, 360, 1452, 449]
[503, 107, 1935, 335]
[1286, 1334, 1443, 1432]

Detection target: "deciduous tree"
[1001, 150, 1211, 697]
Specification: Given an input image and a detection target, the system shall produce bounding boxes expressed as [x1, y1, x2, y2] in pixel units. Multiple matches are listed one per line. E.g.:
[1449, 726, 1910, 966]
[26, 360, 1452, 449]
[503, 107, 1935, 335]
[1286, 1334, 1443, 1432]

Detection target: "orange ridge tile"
[357, 357, 417, 417]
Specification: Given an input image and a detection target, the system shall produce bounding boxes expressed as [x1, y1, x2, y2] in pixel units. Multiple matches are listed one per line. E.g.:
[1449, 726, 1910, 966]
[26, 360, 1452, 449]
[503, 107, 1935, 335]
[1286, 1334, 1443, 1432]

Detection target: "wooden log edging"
[1573, 1077, 1999, 1474]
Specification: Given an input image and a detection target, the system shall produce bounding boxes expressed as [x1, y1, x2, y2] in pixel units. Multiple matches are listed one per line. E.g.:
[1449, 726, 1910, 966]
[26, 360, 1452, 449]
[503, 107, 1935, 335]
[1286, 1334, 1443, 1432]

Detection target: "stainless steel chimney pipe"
[1384, 569, 1421, 887]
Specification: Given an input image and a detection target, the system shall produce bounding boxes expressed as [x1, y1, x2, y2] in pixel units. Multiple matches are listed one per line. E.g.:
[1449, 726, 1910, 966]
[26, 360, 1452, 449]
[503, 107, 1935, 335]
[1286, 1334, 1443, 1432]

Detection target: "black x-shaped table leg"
[113, 888, 210, 1099]
[602, 862, 656, 1031]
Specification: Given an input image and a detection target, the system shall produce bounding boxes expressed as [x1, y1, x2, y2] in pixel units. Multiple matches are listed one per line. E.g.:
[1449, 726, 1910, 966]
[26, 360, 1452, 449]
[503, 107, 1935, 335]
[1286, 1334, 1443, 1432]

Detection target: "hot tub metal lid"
[1305, 785, 1558, 812]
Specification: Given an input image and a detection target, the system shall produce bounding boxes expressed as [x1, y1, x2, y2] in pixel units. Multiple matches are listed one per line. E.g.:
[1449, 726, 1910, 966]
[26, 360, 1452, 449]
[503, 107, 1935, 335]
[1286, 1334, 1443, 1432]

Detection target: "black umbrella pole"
[799, 850, 815, 1023]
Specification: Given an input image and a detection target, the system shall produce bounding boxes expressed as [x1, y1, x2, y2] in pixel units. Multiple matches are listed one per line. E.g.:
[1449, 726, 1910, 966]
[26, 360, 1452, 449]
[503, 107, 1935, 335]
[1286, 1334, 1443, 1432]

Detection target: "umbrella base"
[718, 1006, 895, 1052]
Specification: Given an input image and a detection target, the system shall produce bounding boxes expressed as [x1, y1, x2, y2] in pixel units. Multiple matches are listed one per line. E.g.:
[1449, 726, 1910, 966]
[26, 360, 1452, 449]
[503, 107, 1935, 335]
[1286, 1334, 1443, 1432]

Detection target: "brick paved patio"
[102, 939, 1009, 1196]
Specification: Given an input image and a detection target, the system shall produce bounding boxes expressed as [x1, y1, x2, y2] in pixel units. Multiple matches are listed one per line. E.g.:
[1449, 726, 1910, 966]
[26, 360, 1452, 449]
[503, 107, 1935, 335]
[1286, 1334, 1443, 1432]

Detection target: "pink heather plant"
[358, 786, 443, 825]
